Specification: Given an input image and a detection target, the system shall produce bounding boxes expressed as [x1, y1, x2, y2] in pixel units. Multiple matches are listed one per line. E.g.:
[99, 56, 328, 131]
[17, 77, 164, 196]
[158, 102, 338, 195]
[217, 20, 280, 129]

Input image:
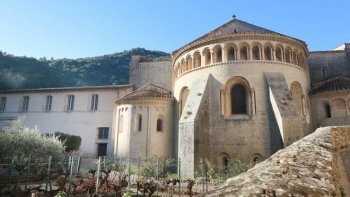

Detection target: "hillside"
[0, 48, 170, 90]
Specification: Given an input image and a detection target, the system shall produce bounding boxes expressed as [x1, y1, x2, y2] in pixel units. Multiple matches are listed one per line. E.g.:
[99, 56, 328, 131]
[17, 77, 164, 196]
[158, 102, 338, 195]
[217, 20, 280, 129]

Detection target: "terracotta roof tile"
[173, 18, 304, 54]
[114, 84, 173, 104]
[310, 76, 350, 94]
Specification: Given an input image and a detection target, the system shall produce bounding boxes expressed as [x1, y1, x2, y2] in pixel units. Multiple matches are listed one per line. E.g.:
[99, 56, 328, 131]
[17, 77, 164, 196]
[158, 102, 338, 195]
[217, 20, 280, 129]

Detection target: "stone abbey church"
[1, 18, 350, 176]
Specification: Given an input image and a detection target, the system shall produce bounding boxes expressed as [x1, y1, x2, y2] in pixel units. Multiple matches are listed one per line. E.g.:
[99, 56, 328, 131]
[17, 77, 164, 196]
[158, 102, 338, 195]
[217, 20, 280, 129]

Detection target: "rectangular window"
[91, 94, 98, 111]
[0, 97, 6, 112]
[45, 95, 52, 111]
[67, 95, 74, 111]
[21, 96, 29, 112]
[98, 127, 109, 139]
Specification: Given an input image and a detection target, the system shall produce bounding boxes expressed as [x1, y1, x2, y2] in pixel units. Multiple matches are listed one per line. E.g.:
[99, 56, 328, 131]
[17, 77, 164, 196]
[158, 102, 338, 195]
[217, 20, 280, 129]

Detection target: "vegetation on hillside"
[0, 48, 170, 90]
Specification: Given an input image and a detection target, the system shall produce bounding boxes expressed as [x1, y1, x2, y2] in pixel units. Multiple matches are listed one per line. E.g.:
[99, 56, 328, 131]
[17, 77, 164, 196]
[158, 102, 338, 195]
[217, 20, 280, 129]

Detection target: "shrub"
[139, 156, 176, 178]
[196, 158, 254, 185]
[0, 118, 65, 189]
[54, 132, 81, 153]
[226, 159, 254, 177]
[103, 157, 128, 174]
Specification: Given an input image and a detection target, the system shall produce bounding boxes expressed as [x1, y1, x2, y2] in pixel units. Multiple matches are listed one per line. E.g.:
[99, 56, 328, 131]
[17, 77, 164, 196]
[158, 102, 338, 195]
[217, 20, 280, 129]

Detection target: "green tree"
[54, 132, 81, 153]
[0, 118, 65, 188]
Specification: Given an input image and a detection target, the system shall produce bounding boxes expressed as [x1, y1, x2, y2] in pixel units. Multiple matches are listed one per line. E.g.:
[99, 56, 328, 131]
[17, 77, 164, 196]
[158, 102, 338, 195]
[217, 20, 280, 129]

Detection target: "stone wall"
[265, 72, 305, 146]
[308, 51, 350, 84]
[310, 91, 350, 130]
[174, 60, 311, 174]
[206, 126, 350, 196]
[129, 56, 172, 90]
[178, 74, 210, 177]
[115, 100, 174, 160]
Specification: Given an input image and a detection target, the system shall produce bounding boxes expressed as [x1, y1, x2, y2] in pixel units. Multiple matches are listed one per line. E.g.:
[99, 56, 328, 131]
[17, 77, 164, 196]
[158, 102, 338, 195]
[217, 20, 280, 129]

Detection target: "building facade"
[0, 18, 349, 177]
[0, 85, 133, 157]
[172, 18, 310, 176]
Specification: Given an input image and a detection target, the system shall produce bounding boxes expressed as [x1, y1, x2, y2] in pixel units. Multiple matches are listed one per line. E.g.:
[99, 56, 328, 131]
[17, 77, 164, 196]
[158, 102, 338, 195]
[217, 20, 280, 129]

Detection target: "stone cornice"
[310, 90, 350, 99]
[0, 84, 134, 94]
[309, 50, 345, 54]
[115, 97, 174, 105]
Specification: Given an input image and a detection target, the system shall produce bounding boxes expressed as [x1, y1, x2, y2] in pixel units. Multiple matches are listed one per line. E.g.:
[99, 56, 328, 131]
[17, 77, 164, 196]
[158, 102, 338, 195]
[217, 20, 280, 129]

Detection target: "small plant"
[340, 186, 346, 197]
[103, 157, 128, 174]
[196, 158, 253, 185]
[226, 159, 254, 177]
[137, 178, 158, 196]
[185, 179, 195, 196]
[139, 156, 176, 178]
[55, 191, 67, 197]
[196, 159, 225, 185]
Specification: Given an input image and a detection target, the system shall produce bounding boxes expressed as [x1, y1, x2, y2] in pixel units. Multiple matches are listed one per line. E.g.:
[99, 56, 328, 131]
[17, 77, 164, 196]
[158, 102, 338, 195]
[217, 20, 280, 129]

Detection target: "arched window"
[252, 45, 261, 60]
[218, 153, 230, 173]
[276, 47, 283, 61]
[292, 51, 298, 65]
[332, 98, 346, 118]
[264, 45, 273, 60]
[179, 87, 189, 117]
[252, 153, 262, 163]
[239, 45, 249, 60]
[181, 59, 186, 72]
[325, 102, 331, 118]
[223, 156, 229, 173]
[186, 56, 192, 71]
[231, 84, 247, 114]
[285, 48, 291, 63]
[157, 118, 163, 132]
[193, 52, 201, 68]
[297, 53, 303, 68]
[213, 47, 222, 63]
[203, 49, 211, 65]
[224, 77, 251, 116]
[227, 46, 236, 61]
[290, 81, 304, 115]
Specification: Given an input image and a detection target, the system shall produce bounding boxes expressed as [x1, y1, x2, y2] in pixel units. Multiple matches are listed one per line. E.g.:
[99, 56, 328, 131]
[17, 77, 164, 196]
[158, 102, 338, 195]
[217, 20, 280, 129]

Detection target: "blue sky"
[0, 0, 349, 59]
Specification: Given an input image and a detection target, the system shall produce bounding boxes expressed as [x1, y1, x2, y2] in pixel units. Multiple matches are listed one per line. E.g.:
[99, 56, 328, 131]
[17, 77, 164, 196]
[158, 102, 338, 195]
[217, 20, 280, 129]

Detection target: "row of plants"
[52, 156, 254, 196]
[0, 118, 254, 196]
[52, 156, 198, 197]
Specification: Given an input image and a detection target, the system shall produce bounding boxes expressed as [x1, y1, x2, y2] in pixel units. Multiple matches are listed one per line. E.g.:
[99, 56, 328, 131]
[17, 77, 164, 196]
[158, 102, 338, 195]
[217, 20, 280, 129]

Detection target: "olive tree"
[0, 118, 65, 177]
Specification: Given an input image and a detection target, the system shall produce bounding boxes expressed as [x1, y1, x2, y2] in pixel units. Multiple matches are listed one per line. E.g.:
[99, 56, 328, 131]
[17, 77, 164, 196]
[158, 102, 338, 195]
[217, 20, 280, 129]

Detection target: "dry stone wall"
[206, 126, 350, 196]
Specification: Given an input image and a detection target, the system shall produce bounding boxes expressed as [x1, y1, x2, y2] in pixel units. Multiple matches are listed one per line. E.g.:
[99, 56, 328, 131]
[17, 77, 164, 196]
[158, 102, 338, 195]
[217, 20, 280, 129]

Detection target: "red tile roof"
[114, 84, 173, 104]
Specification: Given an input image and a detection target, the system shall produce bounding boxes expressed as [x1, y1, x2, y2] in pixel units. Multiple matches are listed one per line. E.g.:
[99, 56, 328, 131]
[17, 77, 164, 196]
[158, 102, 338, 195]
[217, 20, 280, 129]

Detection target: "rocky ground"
[206, 126, 350, 197]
